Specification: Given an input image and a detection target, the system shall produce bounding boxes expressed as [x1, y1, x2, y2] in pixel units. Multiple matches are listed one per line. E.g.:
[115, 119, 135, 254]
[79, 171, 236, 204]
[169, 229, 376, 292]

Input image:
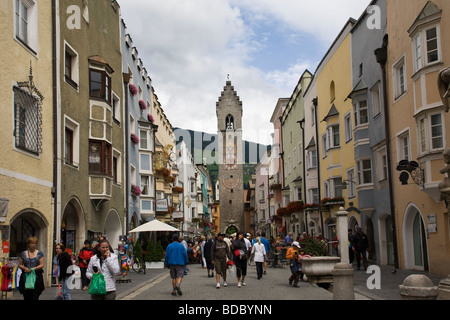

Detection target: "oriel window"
[89, 140, 112, 175]
[89, 69, 111, 104]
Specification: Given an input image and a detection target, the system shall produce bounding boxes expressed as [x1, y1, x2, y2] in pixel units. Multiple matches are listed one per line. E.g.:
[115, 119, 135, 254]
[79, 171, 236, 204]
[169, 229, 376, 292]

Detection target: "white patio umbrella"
[129, 219, 180, 233]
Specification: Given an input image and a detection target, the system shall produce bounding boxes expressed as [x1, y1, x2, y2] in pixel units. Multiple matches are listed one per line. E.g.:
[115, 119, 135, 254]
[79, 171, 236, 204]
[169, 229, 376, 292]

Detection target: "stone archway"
[104, 209, 122, 250]
[403, 204, 429, 271]
[61, 197, 85, 255]
[9, 209, 48, 259]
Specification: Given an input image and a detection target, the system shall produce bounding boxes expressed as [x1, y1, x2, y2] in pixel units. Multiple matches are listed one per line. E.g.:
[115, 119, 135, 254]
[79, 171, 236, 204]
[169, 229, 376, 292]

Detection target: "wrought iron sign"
[396, 160, 424, 187]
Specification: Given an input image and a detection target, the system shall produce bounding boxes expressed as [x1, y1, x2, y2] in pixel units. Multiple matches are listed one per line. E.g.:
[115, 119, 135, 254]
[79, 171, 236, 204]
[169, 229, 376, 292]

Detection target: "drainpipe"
[278, 116, 285, 189]
[52, 0, 59, 257]
[123, 77, 130, 234]
[298, 119, 307, 233]
[313, 98, 325, 236]
[375, 35, 399, 270]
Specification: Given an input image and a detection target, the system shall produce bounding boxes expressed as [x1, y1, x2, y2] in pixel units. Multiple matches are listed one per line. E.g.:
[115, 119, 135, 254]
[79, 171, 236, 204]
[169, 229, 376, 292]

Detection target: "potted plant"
[131, 184, 141, 197]
[145, 241, 165, 269]
[148, 114, 155, 124]
[129, 83, 137, 96]
[300, 237, 340, 286]
[130, 133, 139, 144]
[138, 100, 147, 111]
[133, 238, 143, 262]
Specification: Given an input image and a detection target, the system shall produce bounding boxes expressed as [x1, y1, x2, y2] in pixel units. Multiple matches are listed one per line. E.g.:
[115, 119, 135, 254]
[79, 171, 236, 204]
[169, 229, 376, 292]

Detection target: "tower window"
[226, 114, 234, 129]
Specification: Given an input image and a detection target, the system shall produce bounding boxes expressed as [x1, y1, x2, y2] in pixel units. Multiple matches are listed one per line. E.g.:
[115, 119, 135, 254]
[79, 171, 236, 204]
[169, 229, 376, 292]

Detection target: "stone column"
[336, 207, 349, 264]
[332, 262, 355, 300]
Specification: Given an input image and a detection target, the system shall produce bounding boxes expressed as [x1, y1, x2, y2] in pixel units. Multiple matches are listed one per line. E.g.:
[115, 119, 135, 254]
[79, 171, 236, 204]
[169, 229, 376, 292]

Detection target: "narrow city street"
[119, 263, 334, 301]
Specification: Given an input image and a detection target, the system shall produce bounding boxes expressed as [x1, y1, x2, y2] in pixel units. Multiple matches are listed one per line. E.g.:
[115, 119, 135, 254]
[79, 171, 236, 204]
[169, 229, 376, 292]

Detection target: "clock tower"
[216, 80, 245, 234]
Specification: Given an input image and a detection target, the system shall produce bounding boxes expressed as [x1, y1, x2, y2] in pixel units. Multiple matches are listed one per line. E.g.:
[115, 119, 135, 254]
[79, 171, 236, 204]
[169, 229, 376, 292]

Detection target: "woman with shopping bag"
[86, 239, 120, 300]
[18, 236, 45, 300]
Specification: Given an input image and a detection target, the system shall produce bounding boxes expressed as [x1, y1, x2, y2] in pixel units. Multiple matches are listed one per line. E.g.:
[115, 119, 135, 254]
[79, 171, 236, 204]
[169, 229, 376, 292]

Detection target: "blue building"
[348, 0, 395, 265]
[120, 19, 156, 234]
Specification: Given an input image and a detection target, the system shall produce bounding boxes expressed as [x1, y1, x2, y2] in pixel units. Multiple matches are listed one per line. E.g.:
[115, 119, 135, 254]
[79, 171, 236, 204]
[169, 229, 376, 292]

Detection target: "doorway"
[403, 204, 429, 271]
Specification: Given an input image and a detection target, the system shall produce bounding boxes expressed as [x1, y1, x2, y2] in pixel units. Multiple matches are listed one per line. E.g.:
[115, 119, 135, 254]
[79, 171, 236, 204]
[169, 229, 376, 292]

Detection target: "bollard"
[438, 275, 450, 300]
[399, 275, 438, 300]
[332, 262, 355, 300]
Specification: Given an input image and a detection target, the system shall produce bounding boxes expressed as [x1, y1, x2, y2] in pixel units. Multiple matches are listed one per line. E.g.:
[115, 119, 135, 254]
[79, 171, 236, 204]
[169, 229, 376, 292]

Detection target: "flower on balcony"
[276, 207, 289, 217]
[321, 196, 345, 205]
[129, 84, 138, 96]
[304, 203, 320, 210]
[173, 186, 184, 193]
[130, 133, 139, 144]
[148, 114, 155, 123]
[138, 100, 147, 111]
[164, 175, 175, 184]
[286, 201, 304, 213]
[131, 184, 141, 197]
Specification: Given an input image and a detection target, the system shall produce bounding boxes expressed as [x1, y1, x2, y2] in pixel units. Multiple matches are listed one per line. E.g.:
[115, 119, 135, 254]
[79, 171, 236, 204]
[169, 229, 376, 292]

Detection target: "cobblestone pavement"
[7, 261, 447, 301]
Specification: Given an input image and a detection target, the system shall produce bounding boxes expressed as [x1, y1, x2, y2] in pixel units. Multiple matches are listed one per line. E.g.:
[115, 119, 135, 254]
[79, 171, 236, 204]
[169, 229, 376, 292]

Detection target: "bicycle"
[132, 256, 146, 274]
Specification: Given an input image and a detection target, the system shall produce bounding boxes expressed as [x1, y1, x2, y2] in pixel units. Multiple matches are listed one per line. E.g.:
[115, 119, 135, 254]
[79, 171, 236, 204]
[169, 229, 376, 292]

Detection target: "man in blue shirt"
[165, 234, 188, 296]
[253, 232, 270, 275]
[285, 232, 293, 247]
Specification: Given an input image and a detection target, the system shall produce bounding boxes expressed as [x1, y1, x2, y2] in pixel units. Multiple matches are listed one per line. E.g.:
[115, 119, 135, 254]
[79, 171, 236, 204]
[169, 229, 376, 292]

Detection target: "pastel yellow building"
[151, 88, 178, 224]
[316, 19, 360, 241]
[0, 1, 54, 285]
[386, 0, 450, 275]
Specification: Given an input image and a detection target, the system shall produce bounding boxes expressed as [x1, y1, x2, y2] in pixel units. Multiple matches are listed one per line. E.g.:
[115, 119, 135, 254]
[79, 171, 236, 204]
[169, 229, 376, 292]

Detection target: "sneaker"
[223, 282, 227, 287]
[263, 271, 266, 275]
[242, 282, 246, 286]
[175, 286, 182, 296]
[216, 283, 220, 289]
[171, 290, 177, 296]
[237, 282, 241, 288]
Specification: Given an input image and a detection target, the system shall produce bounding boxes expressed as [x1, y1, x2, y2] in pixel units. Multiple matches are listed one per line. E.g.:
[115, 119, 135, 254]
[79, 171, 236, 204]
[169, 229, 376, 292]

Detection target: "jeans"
[61, 277, 72, 300]
[256, 262, 263, 279]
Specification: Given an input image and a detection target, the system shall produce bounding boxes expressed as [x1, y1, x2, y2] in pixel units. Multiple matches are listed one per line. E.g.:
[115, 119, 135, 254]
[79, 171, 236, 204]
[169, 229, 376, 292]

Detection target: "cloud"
[118, 0, 371, 144]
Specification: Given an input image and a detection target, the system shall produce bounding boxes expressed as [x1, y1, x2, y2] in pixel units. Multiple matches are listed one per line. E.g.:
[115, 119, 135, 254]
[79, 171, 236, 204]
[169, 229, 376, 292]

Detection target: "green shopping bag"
[89, 272, 107, 295]
[25, 269, 36, 290]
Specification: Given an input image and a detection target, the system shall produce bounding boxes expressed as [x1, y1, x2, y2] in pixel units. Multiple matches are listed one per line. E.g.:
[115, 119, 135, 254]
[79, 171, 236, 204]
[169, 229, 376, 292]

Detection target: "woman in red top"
[78, 240, 93, 290]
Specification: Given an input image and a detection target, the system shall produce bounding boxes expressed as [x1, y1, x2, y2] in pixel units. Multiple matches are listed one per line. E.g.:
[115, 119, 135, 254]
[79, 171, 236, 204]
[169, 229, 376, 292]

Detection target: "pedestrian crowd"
[12, 227, 370, 299]
[163, 227, 371, 296]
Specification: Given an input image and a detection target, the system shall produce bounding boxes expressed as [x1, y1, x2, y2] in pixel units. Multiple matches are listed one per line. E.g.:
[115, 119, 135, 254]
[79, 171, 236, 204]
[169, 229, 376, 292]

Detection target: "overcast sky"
[118, 0, 372, 145]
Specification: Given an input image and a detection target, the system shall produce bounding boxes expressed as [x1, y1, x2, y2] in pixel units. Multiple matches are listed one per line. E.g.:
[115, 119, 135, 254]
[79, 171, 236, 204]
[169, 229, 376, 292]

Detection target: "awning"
[129, 219, 180, 233]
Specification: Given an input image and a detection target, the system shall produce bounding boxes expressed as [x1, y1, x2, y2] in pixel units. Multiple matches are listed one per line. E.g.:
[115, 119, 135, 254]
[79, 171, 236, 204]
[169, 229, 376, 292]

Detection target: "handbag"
[89, 272, 107, 295]
[25, 269, 36, 290]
